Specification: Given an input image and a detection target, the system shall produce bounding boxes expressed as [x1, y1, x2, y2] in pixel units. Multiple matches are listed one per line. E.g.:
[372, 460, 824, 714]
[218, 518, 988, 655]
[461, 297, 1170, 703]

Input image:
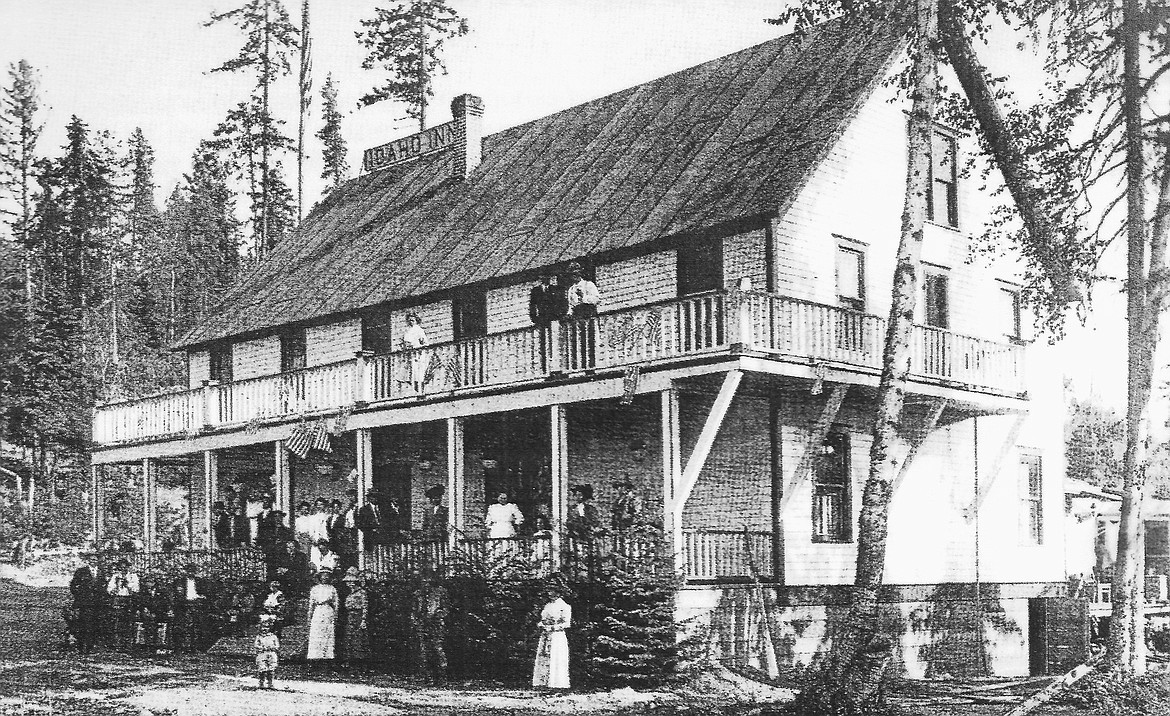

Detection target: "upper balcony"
[93, 289, 1027, 447]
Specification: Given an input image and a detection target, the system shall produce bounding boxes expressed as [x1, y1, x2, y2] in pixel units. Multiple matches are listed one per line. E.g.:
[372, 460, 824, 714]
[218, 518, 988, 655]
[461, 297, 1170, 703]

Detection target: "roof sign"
[363, 120, 458, 173]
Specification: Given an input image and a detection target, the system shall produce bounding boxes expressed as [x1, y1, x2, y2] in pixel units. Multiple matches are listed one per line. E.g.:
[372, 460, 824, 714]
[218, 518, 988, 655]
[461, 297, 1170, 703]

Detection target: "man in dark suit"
[211, 501, 231, 549]
[529, 274, 567, 371]
[356, 488, 390, 548]
[67, 563, 101, 654]
[421, 485, 448, 540]
[171, 563, 211, 652]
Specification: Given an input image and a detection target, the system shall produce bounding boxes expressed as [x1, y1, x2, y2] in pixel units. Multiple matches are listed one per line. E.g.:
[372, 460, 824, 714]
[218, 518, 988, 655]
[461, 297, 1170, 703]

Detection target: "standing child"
[254, 615, 280, 689]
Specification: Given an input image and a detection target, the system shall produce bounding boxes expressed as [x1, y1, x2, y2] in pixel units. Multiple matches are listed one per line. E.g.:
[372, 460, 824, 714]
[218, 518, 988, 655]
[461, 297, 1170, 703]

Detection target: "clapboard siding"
[188, 350, 210, 389]
[306, 319, 361, 367]
[232, 336, 280, 380]
[598, 251, 678, 312]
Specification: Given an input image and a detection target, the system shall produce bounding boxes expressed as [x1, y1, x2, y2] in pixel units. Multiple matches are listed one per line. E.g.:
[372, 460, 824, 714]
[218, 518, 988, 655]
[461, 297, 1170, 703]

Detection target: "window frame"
[280, 329, 307, 373]
[208, 344, 233, 384]
[812, 430, 853, 544]
[923, 267, 950, 330]
[835, 242, 866, 311]
[999, 285, 1022, 341]
[1019, 452, 1043, 545]
[927, 129, 959, 228]
[677, 237, 724, 297]
[452, 289, 488, 341]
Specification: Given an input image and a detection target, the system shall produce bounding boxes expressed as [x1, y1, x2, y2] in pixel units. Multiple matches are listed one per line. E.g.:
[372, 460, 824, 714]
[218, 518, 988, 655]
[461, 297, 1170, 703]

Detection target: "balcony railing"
[682, 529, 774, 580]
[94, 289, 1027, 445]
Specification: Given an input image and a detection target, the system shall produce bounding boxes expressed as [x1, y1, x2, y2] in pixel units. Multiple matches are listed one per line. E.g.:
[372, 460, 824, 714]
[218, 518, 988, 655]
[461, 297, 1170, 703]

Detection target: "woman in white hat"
[305, 570, 338, 662]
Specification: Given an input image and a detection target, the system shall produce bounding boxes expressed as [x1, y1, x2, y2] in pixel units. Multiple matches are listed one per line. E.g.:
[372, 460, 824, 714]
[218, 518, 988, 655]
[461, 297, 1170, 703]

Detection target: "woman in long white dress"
[306, 570, 339, 661]
[400, 313, 428, 391]
[532, 587, 571, 690]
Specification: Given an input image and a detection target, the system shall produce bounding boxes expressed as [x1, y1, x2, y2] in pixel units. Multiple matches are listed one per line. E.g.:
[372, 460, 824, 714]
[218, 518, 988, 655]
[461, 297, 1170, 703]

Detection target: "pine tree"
[316, 73, 349, 193]
[585, 527, 680, 686]
[206, 0, 298, 257]
[0, 61, 43, 305]
[357, 0, 469, 131]
[123, 128, 165, 352]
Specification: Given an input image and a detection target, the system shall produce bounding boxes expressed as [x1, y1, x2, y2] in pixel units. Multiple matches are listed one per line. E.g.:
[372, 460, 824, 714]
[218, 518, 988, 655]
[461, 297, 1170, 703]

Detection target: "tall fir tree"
[0, 60, 43, 305]
[357, 0, 469, 130]
[316, 73, 349, 194]
[122, 128, 165, 352]
[206, 0, 298, 257]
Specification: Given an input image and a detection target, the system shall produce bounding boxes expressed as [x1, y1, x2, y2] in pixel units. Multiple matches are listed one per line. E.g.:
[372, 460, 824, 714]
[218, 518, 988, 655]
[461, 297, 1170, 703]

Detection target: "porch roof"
[177, 19, 902, 350]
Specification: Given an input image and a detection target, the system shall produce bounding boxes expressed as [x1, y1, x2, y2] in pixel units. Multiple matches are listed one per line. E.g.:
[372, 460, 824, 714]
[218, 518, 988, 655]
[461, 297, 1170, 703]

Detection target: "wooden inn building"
[89, 19, 1071, 677]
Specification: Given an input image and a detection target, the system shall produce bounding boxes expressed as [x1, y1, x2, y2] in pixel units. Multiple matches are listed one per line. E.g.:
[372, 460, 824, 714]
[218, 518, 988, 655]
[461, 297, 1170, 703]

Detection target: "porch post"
[142, 458, 157, 552]
[201, 380, 219, 430]
[660, 387, 681, 538]
[355, 428, 373, 568]
[446, 418, 465, 550]
[90, 465, 103, 548]
[274, 442, 291, 518]
[550, 405, 569, 570]
[203, 450, 218, 549]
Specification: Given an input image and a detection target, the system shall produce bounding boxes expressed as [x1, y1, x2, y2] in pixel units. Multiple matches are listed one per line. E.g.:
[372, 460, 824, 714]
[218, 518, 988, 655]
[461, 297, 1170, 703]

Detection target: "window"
[1020, 453, 1043, 545]
[209, 345, 233, 383]
[924, 270, 950, 329]
[362, 309, 395, 354]
[836, 245, 865, 311]
[453, 290, 488, 341]
[280, 329, 306, 372]
[999, 287, 1022, 340]
[677, 238, 724, 297]
[928, 131, 958, 227]
[813, 431, 852, 543]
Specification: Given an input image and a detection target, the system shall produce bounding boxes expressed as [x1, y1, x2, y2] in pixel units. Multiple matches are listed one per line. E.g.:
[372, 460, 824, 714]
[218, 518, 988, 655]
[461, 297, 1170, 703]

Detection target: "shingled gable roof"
[177, 19, 903, 349]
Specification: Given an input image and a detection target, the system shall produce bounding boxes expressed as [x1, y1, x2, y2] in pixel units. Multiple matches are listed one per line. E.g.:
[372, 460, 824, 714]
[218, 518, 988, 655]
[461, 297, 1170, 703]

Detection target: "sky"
[0, 0, 1138, 413]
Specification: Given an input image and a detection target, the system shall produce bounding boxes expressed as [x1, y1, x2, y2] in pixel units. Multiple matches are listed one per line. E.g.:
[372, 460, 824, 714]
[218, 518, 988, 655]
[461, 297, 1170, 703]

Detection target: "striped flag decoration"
[286, 422, 312, 459]
[311, 419, 333, 454]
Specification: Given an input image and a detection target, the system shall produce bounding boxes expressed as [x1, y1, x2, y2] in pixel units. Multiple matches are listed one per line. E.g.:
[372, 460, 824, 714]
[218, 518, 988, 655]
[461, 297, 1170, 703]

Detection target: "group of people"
[480, 481, 644, 541]
[212, 485, 287, 551]
[529, 261, 601, 370]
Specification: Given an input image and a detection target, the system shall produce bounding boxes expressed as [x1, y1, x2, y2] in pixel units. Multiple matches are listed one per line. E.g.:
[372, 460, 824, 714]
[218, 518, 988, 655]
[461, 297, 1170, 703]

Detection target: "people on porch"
[567, 485, 599, 539]
[532, 577, 572, 690]
[313, 539, 340, 574]
[212, 501, 231, 548]
[356, 488, 393, 546]
[611, 481, 643, 531]
[422, 485, 448, 539]
[306, 570, 339, 663]
[293, 501, 314, 556]
[107, 558, 140, 651]
[530, 273, 568, 371]
[485, 492, 525, 539]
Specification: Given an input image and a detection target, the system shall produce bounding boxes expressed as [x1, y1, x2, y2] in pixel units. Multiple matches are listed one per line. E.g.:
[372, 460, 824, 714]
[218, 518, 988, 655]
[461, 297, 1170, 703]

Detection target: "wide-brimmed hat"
[566, 260, 583, 275]
[424, 485, 445, 500]
[341, 567, 361, 582]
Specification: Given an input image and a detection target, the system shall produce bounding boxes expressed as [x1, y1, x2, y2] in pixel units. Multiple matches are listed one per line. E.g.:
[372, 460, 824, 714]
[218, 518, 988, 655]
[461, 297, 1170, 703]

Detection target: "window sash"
[927, 132, 958, 227]
[1020, 454, 1043, 544]
[812, 432, 851, 542]
[678, 238, 724, 297]
[924, 273, 950, 329]
[836, 246, 865, 308]
[1000, 288, 1022, 339]
[281, 331, 307, 372]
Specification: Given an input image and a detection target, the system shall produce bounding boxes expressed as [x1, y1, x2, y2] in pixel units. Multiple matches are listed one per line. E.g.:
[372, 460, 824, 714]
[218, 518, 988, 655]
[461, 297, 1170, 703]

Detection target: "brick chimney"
[450, 94, 484, 179]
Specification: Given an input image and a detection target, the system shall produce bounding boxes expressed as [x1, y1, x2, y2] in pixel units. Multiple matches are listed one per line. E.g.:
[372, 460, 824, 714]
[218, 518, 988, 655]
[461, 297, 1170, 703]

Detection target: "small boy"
[254, 615, 280, 689]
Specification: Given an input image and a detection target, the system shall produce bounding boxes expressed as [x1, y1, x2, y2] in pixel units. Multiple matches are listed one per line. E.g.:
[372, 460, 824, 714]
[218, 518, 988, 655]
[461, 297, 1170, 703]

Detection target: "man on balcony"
[422, 485, 448, 540]
[564, 262, 599, 370]
[530, 273, 567, 371]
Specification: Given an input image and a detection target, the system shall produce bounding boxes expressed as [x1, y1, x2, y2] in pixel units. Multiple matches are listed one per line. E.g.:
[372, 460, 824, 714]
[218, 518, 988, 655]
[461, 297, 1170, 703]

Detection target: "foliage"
[316, 73, 349, 193]
[356, 0, 469, 129]
[1066, 395, 1125, 488]
[205, 0, 299, 257]
[1053, 668, 1170, 716]
[582, 527, 682, 687]
[0, 60, 43, 251]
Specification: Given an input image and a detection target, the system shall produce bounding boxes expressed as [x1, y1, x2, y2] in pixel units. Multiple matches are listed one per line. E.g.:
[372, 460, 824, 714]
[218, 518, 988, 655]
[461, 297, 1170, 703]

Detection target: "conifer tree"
[316, 73, 349, 193]
[0, 60, 43, 305]
[357, 0, 469, 130]
[206, 0, 298, 256]
[123, 128, 166, 353]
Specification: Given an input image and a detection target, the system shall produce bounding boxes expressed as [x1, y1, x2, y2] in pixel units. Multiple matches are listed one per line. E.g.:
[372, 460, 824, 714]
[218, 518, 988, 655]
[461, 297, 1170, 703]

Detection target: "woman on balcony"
[485, 492, 524, 539]
[306, 570, 339, 663]
[400, 313, 428, 392]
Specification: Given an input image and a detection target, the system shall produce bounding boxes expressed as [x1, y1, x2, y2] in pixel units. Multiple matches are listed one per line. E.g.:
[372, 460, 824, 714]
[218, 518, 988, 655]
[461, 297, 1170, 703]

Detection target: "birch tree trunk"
[1108, 0, 1153, 674]
[796, 0, 937, 710]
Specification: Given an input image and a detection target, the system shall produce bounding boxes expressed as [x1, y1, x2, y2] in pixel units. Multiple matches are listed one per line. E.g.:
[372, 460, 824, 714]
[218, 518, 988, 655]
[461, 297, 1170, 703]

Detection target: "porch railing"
[366, 535, 554, 579]
[682, 529, 774, 580]
[94, 290, 1027, 445]
[84, 548, 268, 581]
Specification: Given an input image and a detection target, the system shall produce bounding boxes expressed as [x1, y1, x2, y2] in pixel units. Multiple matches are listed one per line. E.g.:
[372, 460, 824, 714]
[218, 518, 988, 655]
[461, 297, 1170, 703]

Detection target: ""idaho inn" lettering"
[363, 121, 458, 172]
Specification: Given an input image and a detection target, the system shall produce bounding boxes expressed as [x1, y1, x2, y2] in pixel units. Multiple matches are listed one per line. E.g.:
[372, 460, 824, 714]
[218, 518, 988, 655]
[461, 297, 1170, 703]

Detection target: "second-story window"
[1000, 286, 1022, 341]
[1020, 452, 1043, 545]
[281, 329, 306, 372]
[454, 290, 488, 341]
[677, 237, 724, 296]
[813, 431, 852, 543]
[362, 309, 395, 354]
[835, 244, 865, 311]
[928, 131, 958, 228]
[924, 269, 950, 329]
[209, 345, 233, 383]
